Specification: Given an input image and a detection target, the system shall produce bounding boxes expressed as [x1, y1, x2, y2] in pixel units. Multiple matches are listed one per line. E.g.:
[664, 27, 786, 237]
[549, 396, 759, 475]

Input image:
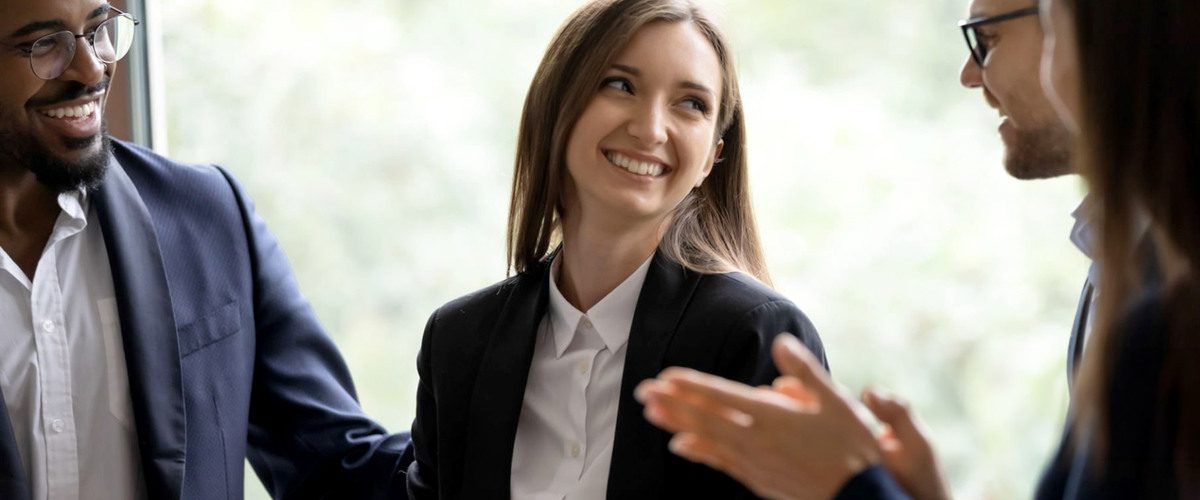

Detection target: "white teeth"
[605, 151, 666, 177]
[41, 101, 96, 119]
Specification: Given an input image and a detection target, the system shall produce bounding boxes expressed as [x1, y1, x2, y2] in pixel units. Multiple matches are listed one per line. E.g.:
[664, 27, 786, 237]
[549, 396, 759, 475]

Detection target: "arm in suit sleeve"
[217, 167, 411, 499]
[406, 311, 440, 499]
[835, 465, 912, 500]
[716, 299, 828, 387]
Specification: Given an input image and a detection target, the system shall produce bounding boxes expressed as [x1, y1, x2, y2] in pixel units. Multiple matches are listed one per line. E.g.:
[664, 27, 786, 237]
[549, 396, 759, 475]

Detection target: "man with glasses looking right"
[0, 0, 411, 498]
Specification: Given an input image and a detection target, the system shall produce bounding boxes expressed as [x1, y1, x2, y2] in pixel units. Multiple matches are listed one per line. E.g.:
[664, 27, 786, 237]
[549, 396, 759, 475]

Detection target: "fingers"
[640, 380, 756, 438]
[667, 432, 750, 481]
[862, 388, 924, 449]
[772, 335, 837, 401]
[654, 367, 786, 417]
[773, 376, 820, 408]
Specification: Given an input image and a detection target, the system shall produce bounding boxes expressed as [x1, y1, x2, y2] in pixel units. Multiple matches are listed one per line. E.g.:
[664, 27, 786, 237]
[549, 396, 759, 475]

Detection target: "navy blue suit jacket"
[1036, 288, 1181, 499]
[0, 140, 410, 499]
[407, 252, 827, 499]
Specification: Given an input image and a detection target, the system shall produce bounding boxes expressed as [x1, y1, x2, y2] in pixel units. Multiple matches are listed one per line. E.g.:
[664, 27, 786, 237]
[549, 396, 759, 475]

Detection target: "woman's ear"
[698, 140, 724, 188]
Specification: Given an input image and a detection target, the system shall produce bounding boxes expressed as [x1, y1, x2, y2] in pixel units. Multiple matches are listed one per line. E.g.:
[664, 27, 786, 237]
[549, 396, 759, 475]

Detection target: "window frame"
[108, 0, 162, 150]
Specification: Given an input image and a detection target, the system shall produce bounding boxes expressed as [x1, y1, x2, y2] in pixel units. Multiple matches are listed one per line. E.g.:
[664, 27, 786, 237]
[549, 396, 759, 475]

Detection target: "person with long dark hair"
[1035, 0, 1200, 496]
[404, 1, 825, 498]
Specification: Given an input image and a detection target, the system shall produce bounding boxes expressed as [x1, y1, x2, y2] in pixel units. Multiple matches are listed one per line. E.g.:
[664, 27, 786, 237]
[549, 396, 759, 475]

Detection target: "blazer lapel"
[93, 158, 186, 500]
[0, 389, 31, 500]
[1067, 280, 1092, 389]
[607, 252, 700, 498]
[459, 262, 549, 497]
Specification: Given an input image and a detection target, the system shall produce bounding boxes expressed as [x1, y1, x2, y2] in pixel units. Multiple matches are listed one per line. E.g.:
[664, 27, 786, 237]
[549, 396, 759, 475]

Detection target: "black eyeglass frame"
[0, 6, 141, 80]
[958, 6, 1039, 66]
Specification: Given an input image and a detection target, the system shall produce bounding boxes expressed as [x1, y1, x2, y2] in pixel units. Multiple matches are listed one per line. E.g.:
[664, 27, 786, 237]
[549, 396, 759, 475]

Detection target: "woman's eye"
[601, 77, 633, 93]
[681, 97, 709, 114]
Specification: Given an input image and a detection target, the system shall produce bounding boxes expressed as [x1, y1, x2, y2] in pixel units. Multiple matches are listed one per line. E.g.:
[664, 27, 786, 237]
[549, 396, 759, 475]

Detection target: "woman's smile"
[604, 150, 670, 178]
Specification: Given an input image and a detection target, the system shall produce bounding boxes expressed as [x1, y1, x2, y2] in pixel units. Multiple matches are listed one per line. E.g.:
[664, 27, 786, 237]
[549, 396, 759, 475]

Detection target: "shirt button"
[51, 419, 65, 433]
[569, 441, 581, 458]
[41, 320, 55, 333]
[578, 361, 590, 375]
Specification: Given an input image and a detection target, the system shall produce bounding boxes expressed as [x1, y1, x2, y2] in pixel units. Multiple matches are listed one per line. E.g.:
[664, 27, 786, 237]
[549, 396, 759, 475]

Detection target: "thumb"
[773, 376, 820, 407]
[772, 334, 836, 401]
[863, 388, 924, 448]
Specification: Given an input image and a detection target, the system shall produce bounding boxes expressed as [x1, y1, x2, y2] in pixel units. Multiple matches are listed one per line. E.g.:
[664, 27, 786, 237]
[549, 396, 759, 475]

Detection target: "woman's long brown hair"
[505, 0, 770, 284]
[1065, 0, 1200, 492]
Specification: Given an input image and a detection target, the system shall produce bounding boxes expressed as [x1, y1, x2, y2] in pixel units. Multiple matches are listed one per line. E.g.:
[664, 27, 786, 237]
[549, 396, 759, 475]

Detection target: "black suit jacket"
[1067, 237, 1160, 388]
[0, 140, 410, 500]
[1037, 288, 1182, 499]
[406, 252, 826, 499]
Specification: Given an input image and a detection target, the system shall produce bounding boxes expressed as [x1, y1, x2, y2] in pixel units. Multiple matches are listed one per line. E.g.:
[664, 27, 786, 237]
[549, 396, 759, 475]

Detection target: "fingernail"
[777, 334, 802, 354]
[668, 436, 688, 454]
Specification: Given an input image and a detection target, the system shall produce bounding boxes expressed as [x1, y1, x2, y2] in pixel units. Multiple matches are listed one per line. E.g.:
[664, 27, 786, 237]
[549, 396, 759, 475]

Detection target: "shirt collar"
[0, 189, 89, 288]
[1070, 194, 1153, 286]
[57, 189, 89, 225]
[546, 253, 654, 357]
[1070, 194, 1098, 262]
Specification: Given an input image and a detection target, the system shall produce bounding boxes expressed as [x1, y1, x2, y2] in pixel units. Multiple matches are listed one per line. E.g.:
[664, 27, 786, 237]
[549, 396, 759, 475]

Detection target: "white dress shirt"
[1070, 196, 1101, 348]
[510, 254, 653, 500]
[0, 190, 145, 500]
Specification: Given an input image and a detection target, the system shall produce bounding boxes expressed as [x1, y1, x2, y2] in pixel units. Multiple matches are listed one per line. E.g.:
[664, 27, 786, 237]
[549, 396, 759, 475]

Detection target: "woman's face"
[562, 20, 724, 229]
[1040, 0, 1082, 134]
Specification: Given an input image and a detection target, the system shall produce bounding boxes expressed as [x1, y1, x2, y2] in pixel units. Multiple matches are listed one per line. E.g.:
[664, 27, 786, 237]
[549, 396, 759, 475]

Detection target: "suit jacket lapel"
[1067, 280, 1092, 389]
[0, 388, 31, 500]
[1066, 236, 1161, 390]
[93, 158, 186, 500]
[607, 252, 700, 498]
[459, 261, 549, 497]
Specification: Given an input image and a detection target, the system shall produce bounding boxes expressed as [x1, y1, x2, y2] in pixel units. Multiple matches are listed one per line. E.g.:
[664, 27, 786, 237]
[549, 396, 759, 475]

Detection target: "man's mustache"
[27, 78, 110, 108]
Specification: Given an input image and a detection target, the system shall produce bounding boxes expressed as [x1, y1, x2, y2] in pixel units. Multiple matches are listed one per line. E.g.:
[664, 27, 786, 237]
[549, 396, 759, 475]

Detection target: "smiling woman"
[406, 1, 824, 498]
[509, 1, 767, 285]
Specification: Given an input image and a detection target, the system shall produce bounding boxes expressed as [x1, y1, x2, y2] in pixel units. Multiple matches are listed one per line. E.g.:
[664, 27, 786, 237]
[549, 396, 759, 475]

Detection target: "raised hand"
[636, 335, 883, 500]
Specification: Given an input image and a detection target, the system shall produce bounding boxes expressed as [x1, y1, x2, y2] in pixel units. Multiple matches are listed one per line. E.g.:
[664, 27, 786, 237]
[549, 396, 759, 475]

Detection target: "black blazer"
[1037, 288, 1182, 499]
[406, 251, 826, 499]
[1066, 238, 1160, 389]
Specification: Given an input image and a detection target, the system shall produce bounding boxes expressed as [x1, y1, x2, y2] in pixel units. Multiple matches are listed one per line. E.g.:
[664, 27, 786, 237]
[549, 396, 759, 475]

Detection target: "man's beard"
[0, 125, 111, 193]
[1004, 123, 1074, 180]
[0, 82, 112, 193]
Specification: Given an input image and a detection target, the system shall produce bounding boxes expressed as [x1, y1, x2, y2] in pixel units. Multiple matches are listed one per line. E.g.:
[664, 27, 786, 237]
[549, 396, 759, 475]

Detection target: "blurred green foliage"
[159, 0, 1086, 497]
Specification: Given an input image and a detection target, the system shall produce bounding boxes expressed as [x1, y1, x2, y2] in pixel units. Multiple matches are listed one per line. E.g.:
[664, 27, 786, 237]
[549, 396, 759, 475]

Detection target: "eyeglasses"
[2, 8, 140, 80]
[959, 6, 1039, 67]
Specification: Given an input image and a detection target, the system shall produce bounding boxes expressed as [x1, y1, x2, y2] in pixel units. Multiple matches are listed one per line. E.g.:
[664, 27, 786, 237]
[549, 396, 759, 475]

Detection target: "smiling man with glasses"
[0, 1, 412, 499]
[957, 0, 1102, 389]
[958, 0, 1072, 181]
